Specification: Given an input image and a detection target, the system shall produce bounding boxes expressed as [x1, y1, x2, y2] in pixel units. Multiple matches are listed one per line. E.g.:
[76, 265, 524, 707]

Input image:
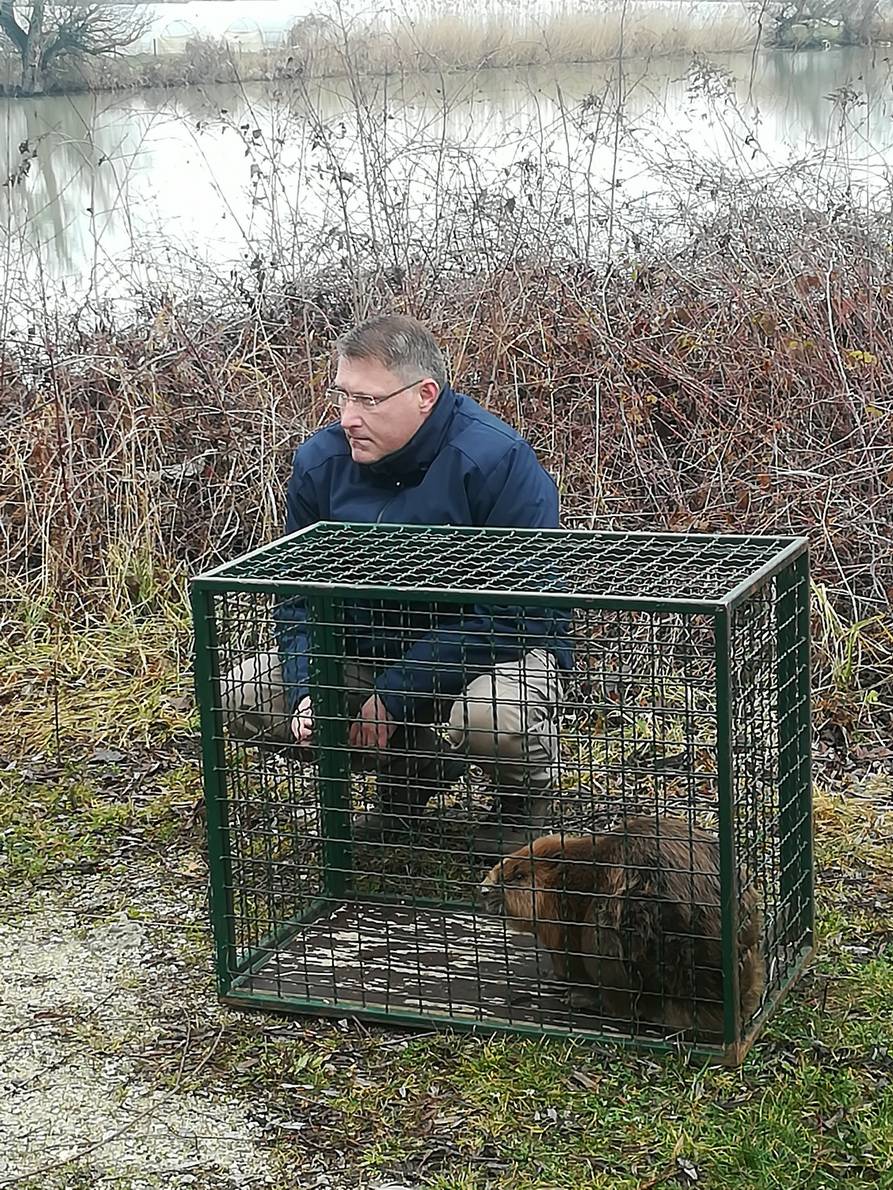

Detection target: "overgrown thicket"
[3, 191, 892, 736]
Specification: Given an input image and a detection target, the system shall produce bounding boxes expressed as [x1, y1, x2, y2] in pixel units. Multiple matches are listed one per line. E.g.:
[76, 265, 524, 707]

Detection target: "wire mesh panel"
[191, 523, 813, 1064]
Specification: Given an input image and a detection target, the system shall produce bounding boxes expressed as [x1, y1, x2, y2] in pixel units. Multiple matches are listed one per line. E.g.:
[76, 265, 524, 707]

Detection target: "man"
[223, 313, 572, 853]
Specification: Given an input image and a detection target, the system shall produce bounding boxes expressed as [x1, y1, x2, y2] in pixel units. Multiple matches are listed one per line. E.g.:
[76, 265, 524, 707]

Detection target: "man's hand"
[291, 695, 314, 745]
[349, 694, 397, 753]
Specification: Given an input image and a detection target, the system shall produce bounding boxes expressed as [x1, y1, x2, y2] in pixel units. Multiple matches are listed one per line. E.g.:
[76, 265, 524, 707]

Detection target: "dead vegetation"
[3, 185, 892, 747]
[1, 2, 759, 96]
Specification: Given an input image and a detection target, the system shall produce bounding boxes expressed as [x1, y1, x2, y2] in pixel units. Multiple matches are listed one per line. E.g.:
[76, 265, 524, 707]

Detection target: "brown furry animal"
[479, 815, 765, 1037]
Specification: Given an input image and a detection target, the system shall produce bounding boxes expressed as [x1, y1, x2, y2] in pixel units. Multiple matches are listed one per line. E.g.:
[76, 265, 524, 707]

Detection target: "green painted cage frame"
[191, 523, 814, 1066]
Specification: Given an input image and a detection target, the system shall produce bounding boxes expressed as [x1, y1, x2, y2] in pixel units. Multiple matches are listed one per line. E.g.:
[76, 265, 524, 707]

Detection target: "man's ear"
[418, 378, 441, 411]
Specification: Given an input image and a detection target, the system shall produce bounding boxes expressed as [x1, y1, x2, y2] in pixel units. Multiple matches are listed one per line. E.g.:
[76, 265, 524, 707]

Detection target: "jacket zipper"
[376, 480, 402, 524]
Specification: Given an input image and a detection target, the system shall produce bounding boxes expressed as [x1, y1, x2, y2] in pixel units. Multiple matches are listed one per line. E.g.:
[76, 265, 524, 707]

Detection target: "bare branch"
[0, 0, 28, 54]
[40, 2, 151, 68]
[2, 1, 150, 90]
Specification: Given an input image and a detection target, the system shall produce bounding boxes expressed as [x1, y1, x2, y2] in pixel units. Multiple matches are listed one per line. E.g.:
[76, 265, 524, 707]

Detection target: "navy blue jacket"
[276, 385, 573, 722]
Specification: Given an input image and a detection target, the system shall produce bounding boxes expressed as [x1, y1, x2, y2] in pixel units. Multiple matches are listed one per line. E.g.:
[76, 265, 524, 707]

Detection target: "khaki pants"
[220, 648, 563, 796]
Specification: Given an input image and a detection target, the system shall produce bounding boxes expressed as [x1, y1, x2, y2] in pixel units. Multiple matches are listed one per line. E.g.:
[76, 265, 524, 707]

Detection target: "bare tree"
[768, 0, 880, 45]
[850, 0, 880, 41]
[0, 2, 150, 94]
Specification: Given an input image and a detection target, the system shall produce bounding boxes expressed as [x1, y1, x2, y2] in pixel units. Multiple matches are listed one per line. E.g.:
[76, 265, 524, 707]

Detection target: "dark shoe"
[414, 751, 467, 799]
[351, 808, 412, 843]
[496, 791, 555, 831]
[471, 822, 534, 860]
[372, 747, 467, 824]
[347, 731, 467, 844]
[471, 792, 556, 860]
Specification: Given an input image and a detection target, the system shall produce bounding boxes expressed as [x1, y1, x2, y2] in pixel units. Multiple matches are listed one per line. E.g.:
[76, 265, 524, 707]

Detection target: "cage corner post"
[305, 591, 353, 903]
[776, 549, 814, 959]
[713, 604, 744, 1063]
[190, 580, 237, 998]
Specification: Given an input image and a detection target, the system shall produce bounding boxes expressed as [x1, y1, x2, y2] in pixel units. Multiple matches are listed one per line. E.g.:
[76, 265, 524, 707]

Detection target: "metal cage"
[191, 523, 813, 1065]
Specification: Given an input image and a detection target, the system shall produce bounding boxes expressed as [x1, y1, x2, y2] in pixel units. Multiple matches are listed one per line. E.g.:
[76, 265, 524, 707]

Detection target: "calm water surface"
[2, 47, 893, 319]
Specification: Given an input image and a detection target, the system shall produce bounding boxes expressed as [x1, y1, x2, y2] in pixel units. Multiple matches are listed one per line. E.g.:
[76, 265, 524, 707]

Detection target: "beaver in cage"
[479, 815, 765, 1035]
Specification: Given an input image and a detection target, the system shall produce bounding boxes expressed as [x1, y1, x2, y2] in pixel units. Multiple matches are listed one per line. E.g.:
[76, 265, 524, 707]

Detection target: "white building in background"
[131, 1, 320, 55]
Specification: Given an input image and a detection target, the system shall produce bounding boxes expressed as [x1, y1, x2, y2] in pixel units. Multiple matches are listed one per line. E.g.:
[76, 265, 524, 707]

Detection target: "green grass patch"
[192, 784, 892, 1190]
[0, 759, 200, 884]
[204, 941, 893, 1189]
[0, 592, 194, 757]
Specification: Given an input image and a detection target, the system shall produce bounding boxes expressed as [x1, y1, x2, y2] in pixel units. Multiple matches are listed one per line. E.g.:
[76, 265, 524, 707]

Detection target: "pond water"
[2, 46, 892, 324]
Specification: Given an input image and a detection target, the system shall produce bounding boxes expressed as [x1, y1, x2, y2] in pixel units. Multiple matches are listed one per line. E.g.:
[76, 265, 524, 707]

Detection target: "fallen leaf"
[90, 747, 125, 764]
[676, 1156, 699, 1183]
[571, 1070, 601, 1090]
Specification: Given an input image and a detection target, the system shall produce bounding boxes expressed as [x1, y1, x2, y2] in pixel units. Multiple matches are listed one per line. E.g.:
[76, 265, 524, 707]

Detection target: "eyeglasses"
[326, 377, 423, 412]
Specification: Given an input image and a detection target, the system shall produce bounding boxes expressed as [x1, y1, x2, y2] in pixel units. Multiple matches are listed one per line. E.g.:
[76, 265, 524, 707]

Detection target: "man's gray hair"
[335, 314, 447, 392]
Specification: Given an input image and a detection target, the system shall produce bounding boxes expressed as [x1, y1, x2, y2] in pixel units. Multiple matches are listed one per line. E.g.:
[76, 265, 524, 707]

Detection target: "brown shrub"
[3, 209, 892, 731]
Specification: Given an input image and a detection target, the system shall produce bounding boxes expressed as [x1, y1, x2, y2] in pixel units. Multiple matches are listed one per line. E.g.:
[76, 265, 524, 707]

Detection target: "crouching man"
[222, 314, 572, 854]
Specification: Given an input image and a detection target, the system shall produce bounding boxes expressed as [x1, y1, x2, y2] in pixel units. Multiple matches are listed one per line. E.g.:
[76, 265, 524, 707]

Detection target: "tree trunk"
[21, 0, 45, 94]
[852, 0, 878, 42]
[773, 2, 810, 46]
[0, 0, 27, 91]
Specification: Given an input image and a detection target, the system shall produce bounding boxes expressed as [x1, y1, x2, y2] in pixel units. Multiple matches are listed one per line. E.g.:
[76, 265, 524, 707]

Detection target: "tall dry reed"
[3, 2, 761, 95]
[4, 203, 893, 729]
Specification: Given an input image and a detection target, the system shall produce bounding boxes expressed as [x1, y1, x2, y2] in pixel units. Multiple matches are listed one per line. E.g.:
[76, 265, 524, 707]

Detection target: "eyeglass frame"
[326, 376, 427, 412]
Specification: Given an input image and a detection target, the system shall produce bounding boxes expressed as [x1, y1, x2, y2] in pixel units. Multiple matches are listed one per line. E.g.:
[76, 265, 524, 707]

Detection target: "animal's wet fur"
[480, 815, 765, 1037]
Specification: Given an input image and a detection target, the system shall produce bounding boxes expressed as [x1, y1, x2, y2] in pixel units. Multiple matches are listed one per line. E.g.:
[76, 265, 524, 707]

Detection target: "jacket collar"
[362, 385, 459, 484]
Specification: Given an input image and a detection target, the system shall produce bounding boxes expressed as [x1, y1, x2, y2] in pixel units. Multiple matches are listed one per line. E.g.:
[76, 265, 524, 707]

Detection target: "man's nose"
[340, 401, 363, 430]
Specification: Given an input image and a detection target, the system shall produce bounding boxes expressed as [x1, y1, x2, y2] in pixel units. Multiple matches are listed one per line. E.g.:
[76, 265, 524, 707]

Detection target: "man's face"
[335, 354, 440, 464]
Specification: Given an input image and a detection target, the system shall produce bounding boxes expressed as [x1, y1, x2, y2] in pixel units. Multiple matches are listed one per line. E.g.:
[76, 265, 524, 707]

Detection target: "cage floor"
[236, 901, 619, 1032]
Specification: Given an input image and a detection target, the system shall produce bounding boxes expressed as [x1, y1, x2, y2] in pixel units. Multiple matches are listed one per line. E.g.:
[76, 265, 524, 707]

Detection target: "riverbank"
[3, 262, 892, 1177]
[4, 216, 893, 1186]
[3, 83, 893, 1182]
[3, 0, 884, 98]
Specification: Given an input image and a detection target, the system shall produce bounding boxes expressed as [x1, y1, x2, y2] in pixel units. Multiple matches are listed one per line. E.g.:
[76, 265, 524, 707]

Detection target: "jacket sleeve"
[273, 452, 319, 713]
[374, 442, 569, 722]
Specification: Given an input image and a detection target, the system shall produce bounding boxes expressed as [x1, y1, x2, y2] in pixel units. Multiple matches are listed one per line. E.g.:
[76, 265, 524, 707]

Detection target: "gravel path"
[0, 900, 272, 1189]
